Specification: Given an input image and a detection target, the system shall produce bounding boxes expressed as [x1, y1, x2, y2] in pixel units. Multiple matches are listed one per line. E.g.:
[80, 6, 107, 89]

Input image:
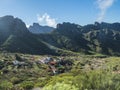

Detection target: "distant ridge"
[0, 15, 120, 56]
[28, 23, 54, 34]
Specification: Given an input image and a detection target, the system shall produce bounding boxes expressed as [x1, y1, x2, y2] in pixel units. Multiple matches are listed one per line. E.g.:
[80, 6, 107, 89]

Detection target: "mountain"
[0, 15, 29, 46]
[38, 22, 91, 53]
[0, 15, 76, 55]
[38, 22, 120, 55]
[0, 16, 59, 55]
[28, 23, 54, 34]
[0, 15, 120, 56]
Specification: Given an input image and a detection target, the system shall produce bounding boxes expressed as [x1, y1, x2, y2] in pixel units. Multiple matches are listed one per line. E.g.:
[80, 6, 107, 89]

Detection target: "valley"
[0, 15, 120, 90]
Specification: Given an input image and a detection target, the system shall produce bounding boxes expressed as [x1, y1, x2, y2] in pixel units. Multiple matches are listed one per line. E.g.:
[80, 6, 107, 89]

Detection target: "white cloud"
[96, 0, 115, 22]
[26, 24, 30, 28]
[37, 13, 57, 28]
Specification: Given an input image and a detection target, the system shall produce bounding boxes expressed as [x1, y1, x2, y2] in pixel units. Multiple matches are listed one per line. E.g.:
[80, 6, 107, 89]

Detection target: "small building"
[40, 57, 54, 64]
[12, 60, 25, 65]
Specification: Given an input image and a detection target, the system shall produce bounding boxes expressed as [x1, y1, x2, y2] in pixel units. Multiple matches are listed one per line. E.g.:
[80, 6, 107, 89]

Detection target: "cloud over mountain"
[37, 13, 57, 28]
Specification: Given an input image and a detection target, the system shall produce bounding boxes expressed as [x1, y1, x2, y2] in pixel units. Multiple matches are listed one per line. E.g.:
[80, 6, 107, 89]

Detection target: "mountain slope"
[38, 22, 92, 54]
[0, 16, 58, 55]
[37, 22, 120, 55]
[0, 15, 120, 56]
[0, 16, 76, 55]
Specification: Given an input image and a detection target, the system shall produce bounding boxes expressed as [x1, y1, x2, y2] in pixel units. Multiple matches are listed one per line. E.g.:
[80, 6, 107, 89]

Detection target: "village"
[0, 53, 120, 90]
[11, 54, 73, 75]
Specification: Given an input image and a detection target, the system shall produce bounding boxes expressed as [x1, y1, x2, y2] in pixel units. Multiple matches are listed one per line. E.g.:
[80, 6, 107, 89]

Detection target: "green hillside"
[0, 16, 120, 56]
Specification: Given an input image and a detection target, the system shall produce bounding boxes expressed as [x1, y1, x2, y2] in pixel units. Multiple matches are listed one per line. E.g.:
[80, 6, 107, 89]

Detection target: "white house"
[12, 60, 25, 65]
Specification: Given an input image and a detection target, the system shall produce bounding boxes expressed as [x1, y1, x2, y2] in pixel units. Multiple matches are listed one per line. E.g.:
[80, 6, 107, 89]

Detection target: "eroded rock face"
[28, 23, 54, 34]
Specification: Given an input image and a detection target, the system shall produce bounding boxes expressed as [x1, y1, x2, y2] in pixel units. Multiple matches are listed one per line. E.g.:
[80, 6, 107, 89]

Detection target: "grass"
[0, 52, 120, 90]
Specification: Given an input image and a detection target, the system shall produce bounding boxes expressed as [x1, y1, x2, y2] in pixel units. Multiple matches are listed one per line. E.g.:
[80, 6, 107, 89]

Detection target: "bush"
[43, 82, 79, 90]
[44, 70, 120, 90]
[0, 81, 13, 90]
[20, 81, 34, 90]
[10, 77, 22, 84]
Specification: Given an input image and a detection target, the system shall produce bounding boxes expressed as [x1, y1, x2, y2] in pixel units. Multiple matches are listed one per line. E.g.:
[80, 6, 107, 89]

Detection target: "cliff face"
[28, 23, 54, 34]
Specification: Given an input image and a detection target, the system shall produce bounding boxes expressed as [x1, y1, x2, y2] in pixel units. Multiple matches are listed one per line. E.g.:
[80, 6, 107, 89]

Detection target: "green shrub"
[43, 82, 79, 90]
[44, 70, 120, 90]
[10, 77, 22, 84]
[20, 81, 34, 90]
[0, 81, 13, 90]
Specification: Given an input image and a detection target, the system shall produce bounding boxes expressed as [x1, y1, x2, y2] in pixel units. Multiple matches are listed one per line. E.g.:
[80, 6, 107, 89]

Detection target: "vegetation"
[0, 15, 120, 90]
[0, 16, 120, 55]
[43, 70, 120, 90]
[0, 52, 120, 90]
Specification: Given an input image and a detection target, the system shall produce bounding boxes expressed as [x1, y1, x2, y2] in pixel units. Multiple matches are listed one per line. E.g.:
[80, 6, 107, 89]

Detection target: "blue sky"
[0, 0, 119, 27]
